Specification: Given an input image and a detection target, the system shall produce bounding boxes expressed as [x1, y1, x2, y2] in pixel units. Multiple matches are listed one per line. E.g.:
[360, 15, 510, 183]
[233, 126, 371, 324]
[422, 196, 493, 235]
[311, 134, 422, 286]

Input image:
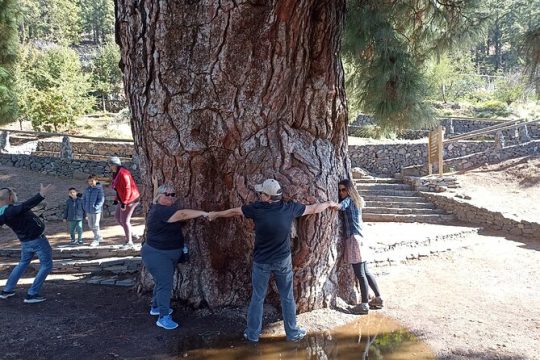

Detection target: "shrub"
[473, 100, 511, 118]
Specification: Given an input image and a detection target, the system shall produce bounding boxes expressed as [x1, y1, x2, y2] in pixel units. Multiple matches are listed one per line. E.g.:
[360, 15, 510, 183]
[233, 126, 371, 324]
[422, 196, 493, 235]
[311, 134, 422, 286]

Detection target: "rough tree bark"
[115, 0, 356, 312]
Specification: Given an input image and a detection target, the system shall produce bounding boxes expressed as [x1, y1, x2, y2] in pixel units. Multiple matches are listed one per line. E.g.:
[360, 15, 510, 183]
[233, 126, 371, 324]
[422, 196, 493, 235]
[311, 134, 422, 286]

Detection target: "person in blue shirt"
[335, 179, 383, 315]
[209, 179, 337, 343]
[142, 183, 208, 330]
[63, 187, 84, 245]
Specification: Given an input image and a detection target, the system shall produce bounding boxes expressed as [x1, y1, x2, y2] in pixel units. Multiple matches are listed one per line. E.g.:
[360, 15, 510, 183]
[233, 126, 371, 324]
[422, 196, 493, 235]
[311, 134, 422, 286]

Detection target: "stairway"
[356, 177, 455, 224]
[0, 245, 141, 287]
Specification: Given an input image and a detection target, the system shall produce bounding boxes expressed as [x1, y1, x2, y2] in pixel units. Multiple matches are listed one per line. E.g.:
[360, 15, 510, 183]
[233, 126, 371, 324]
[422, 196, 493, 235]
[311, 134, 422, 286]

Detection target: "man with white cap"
[209, 178, 337, 342]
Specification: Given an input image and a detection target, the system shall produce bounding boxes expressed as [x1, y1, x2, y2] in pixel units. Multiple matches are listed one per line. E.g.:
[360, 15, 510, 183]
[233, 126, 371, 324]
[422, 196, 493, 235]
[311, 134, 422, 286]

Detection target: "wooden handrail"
[440, 116, 512, 123]
[0, 128, 134, 143]
[445, 119, 539, 143]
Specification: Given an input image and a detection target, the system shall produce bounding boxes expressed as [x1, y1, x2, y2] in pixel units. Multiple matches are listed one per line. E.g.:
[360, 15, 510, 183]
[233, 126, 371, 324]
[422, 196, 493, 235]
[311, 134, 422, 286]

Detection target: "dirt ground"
[1, 230, 538, 359]
[451, 155, 540, 223]
[1, 161, 539, 359]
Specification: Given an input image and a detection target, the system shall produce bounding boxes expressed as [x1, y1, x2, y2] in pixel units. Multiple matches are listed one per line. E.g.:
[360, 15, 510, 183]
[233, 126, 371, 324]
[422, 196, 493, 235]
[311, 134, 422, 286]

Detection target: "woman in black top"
[142, 183, 207, 330]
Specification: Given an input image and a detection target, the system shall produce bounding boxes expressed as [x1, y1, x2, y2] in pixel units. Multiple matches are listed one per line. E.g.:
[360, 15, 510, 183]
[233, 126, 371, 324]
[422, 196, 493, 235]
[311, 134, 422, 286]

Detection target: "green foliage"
[18, 0, 81, 45]
[91, 42, 123, 111]
[0, 0, 19, 124]
[79, 0, 115, 44]
[493, 74, 527, 104]
[343, 0, 488, 131]
[474, 0, 540, 74]
[521, 26, 540, 100]
[349, 124, 397, 139]
[473, 100, 511, 118]
[425, 53, 481, 103]
[16, 45, 93, 132]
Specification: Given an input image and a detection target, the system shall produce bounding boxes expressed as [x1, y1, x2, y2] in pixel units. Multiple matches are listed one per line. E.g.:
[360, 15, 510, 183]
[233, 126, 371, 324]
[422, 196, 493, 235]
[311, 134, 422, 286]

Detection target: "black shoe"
[0, 290, 15, 299]
[24, 294, 46, 304]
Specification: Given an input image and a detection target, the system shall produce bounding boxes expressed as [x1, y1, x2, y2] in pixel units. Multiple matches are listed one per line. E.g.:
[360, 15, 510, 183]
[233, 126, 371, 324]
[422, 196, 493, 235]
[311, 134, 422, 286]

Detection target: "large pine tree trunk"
[115, 0, 356, 312]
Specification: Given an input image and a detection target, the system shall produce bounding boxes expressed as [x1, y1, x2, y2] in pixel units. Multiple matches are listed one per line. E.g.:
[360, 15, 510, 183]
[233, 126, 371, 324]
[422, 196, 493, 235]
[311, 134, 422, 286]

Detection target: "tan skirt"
[343, 234, 370, 264]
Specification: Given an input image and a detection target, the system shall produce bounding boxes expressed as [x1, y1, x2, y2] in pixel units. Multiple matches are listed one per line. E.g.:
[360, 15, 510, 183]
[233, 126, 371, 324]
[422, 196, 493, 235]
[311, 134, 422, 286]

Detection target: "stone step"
[363, 207, 446, 215]
[362, 195, 426, 202]
[1, 256, 142, 275]
[359, 189, 418, 197]
[365, 201, 435, 209]
[363, 213, 456, 224]
[30, 150, 131, 162]
[0, 245, 140, 259]
[356, 183, 413, 191]
[371, 235, 478, 266]
[354, 178, 403, 184]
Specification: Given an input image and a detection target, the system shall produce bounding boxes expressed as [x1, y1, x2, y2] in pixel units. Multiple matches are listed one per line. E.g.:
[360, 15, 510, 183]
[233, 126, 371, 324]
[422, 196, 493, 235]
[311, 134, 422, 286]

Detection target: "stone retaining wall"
[349, 141, 493, 175]
[420, 192, 540, 240]
[403, 175, 459, 192]
[36, 140, 134, 158]
[442, 118, 540, 138]
[444, 140, 540, 171]
[0, 153, 140, 185]
[349, 116, 540, 140]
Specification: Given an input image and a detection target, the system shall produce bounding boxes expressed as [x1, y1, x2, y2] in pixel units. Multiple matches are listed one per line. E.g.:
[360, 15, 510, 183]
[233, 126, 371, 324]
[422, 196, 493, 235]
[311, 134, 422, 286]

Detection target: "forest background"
[0, 0, 538, 138]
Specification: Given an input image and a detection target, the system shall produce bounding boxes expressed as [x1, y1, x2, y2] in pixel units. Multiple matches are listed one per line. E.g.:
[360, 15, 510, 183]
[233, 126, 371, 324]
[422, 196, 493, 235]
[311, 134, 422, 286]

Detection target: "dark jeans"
[352, 261, 381, 303]
[141, 243, 181, 317]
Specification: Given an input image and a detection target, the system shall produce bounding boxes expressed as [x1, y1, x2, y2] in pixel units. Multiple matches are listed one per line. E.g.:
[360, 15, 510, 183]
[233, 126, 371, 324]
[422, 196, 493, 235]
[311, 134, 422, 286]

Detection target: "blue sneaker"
[156, 315, 178, 330]
[287, 328, 307, 342]
[149, 307, 173, 316]
[0, 290, 15, 299]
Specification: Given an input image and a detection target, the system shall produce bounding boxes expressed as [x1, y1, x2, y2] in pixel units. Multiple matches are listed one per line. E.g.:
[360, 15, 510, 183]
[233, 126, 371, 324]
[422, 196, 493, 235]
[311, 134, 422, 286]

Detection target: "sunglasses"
[162, 192, 176, 197]
[339, 188, 347, 192]
[0, 187, 14, 195]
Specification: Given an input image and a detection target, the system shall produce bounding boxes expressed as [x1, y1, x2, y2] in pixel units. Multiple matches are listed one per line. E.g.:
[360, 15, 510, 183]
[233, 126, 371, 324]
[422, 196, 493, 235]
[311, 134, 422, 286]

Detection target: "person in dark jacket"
[0, 184, 55, 303]
[82, 175, 104, 247]
[109, 156, 140, 248]
[63, 187, 84, 245]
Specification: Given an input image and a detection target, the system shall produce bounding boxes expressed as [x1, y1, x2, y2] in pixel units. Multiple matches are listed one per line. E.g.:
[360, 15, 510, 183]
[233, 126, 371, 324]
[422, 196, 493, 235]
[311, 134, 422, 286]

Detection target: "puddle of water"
[172, 314, 434, 360]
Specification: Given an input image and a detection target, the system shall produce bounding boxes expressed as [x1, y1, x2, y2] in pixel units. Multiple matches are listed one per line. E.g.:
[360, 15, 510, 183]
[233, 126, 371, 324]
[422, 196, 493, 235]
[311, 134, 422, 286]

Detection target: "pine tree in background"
[0, 0, 19, 125]
[522, 27, 540, 100]
[342, 0, 488, 130]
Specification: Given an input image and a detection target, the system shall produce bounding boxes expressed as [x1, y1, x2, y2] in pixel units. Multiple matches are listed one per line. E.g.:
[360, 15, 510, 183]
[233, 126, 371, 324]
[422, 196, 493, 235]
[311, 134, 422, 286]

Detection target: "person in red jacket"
[109, 156, 140, 248]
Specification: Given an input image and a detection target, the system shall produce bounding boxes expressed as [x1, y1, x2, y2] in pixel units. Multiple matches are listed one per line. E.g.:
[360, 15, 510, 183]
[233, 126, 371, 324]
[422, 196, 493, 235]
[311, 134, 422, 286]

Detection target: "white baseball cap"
[254, 179, 282, 196]
[109, 156, 122, 166]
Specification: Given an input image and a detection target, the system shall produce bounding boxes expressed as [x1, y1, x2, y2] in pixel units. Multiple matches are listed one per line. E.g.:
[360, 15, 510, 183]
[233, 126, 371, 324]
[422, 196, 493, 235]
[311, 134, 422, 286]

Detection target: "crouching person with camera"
[142, 183, 207, 330]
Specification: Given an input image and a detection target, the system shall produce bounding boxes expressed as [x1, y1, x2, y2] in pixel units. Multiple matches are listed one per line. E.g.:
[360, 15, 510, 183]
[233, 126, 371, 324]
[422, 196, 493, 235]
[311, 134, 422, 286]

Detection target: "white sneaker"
[90, 241, 100, 247]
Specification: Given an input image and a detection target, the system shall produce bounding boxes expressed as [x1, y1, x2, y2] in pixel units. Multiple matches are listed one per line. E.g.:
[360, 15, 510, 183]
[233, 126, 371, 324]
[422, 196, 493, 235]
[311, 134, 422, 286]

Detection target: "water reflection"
[173, 314, 434, 359]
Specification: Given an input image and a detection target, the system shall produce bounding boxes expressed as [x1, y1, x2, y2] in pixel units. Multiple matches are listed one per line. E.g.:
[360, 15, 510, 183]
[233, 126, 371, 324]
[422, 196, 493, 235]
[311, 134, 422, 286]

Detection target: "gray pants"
[87, 213, 102, 241]
[141, 244, 181, 317]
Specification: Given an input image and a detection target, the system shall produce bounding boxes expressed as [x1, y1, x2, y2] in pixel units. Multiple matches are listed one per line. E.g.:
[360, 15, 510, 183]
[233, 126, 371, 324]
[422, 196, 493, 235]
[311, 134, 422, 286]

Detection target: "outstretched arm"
[208, 207, 243, 221]
[302, 201, 338, 216]
[6, 184, 54, 218]
[168, 209, 208, 223]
